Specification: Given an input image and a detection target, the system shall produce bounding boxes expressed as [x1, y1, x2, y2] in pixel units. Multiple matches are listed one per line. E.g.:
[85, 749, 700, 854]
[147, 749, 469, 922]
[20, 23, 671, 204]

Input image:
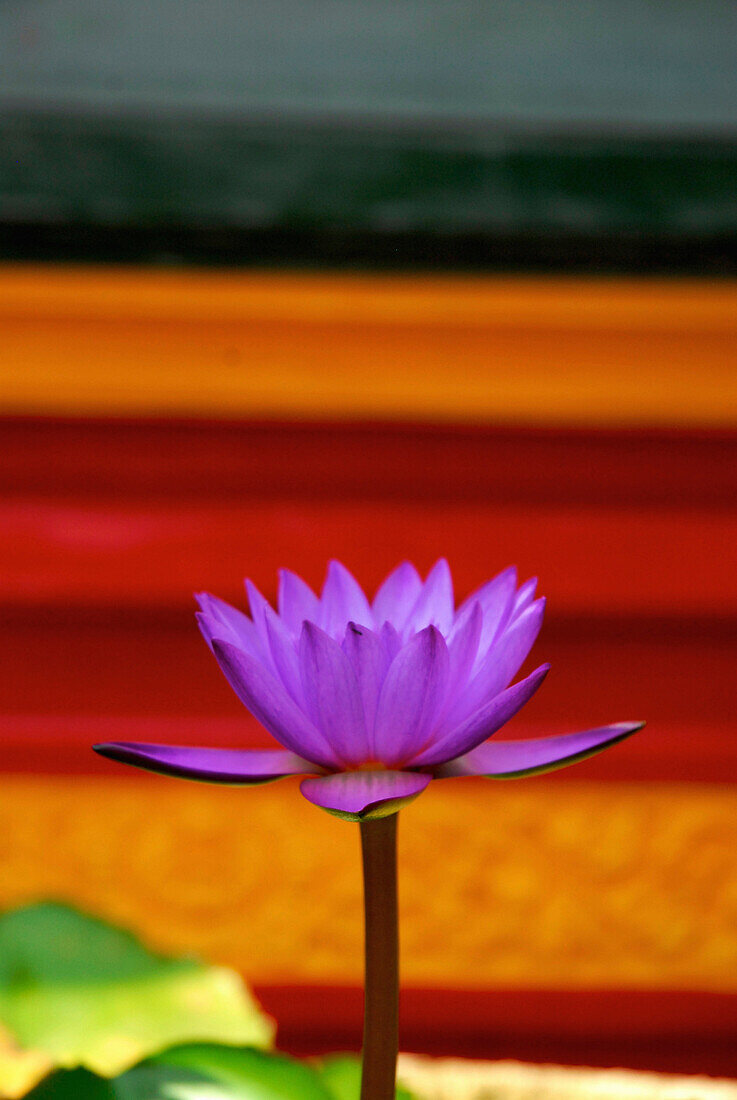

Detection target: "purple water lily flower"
[95, 560, 642, 821]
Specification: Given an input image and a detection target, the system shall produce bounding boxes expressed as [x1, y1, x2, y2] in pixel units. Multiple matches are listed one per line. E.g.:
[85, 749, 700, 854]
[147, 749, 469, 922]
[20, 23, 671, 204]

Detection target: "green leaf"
[25, 1068, 117, 1100]
[28, 1046, 334, 1100]
[318, 1055, 416, 1100]
[137, 1044, 333, 1099]
[0, 903, 274, 1095]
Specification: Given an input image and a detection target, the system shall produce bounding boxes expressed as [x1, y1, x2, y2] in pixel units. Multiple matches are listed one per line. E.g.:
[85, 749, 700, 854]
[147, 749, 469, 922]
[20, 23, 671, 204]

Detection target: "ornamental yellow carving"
[0, 777, 734, 989]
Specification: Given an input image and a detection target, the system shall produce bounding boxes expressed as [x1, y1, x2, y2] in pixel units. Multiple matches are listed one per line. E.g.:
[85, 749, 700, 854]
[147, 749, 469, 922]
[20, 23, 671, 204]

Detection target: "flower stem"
[359, 813, 399, 1100]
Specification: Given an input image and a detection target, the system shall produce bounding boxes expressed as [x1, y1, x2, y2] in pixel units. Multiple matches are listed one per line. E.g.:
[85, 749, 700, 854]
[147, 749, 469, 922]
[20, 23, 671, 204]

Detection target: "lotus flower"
[95, 561, 642, 821]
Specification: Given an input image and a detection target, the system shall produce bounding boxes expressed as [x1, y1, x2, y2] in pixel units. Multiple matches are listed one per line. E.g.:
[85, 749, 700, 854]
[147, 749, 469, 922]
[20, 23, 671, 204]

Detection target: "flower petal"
[93, 743, 321, 784]
[263, 602, 305, 706]
[300, 770, 431, 821]
[373, 625, 450, 766]
[342, 623, 390, 755]
[434, 722, 645, 779]
[460, 566, 517, 657]
[380, 621, 402, 662]
[299, 621, 369, 765]
[245, 579, 274, 657]
[277, 569, 321, 635]
[486, 597, 546, 694]
[320, 561, 373, 637]
[211, 640, 339, 768]
[442, 598, 546, 730]
[512, 576, 538, 617]
[195, 593, 263, 658]
[446, 600, 483, 696]
[409, 663, 550, 768]
[405, 558, 454, 635]
[372, 561, 423, 630]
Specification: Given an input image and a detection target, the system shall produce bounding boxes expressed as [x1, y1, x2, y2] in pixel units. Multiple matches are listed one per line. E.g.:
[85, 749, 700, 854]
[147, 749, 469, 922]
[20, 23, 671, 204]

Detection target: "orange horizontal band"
[1, 775, 735, 992]
[2, 266, 736, 426]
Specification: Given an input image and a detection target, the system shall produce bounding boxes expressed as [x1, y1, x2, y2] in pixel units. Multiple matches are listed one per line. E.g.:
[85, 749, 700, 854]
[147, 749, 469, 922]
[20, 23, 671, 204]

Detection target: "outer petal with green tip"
[93, 743, 322, 784]
[433, 722, 644, 779]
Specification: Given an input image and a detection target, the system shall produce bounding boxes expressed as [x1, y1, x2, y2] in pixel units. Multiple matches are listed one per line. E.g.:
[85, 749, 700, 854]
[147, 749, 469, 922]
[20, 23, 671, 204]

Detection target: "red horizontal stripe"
[255, 985, 737, 1074]
[3, 417, 737, 507]
[4, 417, 735, 613]
[3, 417, 734, 779]
[3, 497, 736, 617]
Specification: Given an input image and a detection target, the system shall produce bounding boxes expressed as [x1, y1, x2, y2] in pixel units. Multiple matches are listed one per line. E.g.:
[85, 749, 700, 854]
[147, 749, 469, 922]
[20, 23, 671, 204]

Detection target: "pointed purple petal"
[195, 594, 262, 658]
[446, 601, 483, 696]
[320, 561, 373, 637]
[342, 623, 390, 756]
[299, 621, 369, 765]
[486, 597, 546, 693]
[245, 579, 274, 655]
[442, 598, 546, 730]
[211, 640, 339, 768]
[372, 562, 423, 630]
[409, 663, 550, 768]
[94, 742, 321, 784]
[263, 603, 305, 706]
[373, 625, 450, 766]
[277, 569, 321, 635]
[300, 769, 431, 821]
[459, 566, 517, 655]
[380, 621, 402, 661]
[405, 558, 455, 635]
[434, 722, 645, 779]
[512, 576, 538, 617]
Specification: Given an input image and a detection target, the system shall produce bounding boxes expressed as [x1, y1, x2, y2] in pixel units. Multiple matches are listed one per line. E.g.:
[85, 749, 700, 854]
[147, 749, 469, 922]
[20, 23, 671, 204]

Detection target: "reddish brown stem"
[359, 813, 399, 1100]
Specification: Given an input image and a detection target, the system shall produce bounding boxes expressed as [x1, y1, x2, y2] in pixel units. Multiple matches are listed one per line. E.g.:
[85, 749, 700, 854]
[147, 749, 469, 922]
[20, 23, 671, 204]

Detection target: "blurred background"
[1, 0, 736, 1079]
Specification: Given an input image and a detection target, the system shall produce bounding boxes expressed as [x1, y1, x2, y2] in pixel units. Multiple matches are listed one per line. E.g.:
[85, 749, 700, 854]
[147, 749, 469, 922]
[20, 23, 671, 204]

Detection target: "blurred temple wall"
[1, 0, 737, 1077]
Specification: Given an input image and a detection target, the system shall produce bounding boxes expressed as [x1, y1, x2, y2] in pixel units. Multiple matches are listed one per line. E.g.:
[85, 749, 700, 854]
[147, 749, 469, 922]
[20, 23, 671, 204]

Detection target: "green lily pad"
[28, 1045, 333, 1100]
[318, 1055, 416, 1100]
[25, 1068, 118, 1100]
[138, 1044, 333, 1100]
[0, 904, 273, 1095]
[27, 1048, 421, 1100]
